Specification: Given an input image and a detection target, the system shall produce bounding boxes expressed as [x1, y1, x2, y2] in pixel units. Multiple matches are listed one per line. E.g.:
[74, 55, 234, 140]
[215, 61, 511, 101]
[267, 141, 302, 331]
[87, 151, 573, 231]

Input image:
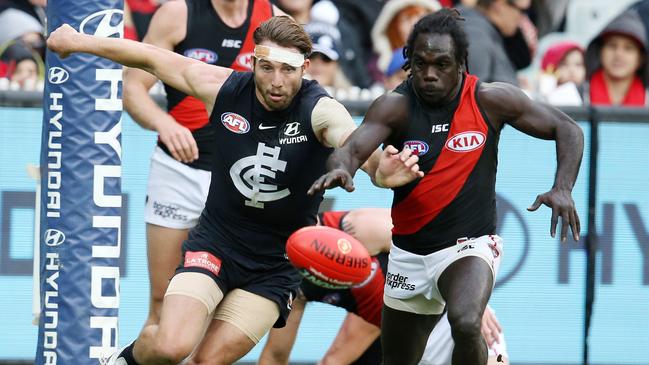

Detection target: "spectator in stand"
[275, 0, 313, 24]
[585, 9, 648, 106]
[528, 0, 569, 37]
[383, 47, 407, 91]
[0, 0, 45, 26]
[0, 6, 43, 49]
[306, 28, 352, 90]
[331, 0, 384, 88]
[630, 0, 649, 42]
[538, 41, 586, 106]
[372, 0, 441, 79]
[438, 0, 478, 7]
[0, 40, 43, 89]
[459, 0, 531, 86]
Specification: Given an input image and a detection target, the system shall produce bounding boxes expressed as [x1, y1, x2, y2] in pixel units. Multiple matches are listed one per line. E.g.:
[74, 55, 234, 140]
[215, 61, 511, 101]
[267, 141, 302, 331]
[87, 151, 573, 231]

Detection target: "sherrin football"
[286, 226, 372, 289]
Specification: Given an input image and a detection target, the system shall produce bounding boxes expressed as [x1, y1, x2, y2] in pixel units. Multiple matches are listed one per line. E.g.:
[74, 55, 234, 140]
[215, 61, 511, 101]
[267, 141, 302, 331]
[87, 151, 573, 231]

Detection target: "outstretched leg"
[438, 256, 494, 365]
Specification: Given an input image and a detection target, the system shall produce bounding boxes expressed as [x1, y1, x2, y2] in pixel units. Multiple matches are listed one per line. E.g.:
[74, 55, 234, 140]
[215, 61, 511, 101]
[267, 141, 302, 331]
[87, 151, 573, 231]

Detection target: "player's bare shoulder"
[477, 81, 530, 128]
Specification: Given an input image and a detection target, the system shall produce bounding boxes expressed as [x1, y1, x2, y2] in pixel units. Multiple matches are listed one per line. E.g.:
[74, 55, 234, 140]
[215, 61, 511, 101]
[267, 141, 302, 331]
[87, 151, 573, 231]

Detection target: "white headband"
[254, 45, 305, 68]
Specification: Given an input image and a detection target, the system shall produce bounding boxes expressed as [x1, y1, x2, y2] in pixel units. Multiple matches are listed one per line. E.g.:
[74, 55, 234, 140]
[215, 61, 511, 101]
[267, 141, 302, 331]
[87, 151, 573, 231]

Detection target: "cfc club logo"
[80, 9, 124, 38]
[44, 229, 66, 247]
[403, 140, 429, 155]
[48, 67, 69, 84]
[221, 112, 250, 134]
[184, 48, 218, 64]
[337, 238, 352, 254]
[445, 131, 486, 152]
[230, 142, 290, 208]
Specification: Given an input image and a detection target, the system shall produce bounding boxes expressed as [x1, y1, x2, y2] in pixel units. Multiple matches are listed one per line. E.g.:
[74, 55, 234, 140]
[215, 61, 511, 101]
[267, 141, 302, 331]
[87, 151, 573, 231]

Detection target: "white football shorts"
[384, 235, 504, 315]
[144, 146, 211, 229]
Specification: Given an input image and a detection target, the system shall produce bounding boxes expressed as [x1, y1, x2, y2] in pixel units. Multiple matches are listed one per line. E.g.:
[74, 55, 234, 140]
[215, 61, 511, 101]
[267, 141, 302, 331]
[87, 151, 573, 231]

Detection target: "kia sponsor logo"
[48, 67, 69, 84]
[236, 52, 253, 70]
[184, 48, 218, 64]
[403, 140, 429, 155]
[445, 131, 486, 152]
[44, 229, 66, 247]
[221, 112, 250, 134]
[80, 9, 124, 38]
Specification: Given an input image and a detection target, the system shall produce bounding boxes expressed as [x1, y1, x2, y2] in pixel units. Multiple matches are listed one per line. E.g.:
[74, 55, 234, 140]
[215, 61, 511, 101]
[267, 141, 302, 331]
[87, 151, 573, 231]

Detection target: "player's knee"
[448, 311, 482, 341]
[152, 336, 193, 364]
[258, 350, 290, 365]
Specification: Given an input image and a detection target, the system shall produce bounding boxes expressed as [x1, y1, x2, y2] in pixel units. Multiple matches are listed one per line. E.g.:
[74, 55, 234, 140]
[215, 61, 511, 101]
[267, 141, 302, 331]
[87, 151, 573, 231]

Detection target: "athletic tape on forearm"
[36, 1, 124, 363]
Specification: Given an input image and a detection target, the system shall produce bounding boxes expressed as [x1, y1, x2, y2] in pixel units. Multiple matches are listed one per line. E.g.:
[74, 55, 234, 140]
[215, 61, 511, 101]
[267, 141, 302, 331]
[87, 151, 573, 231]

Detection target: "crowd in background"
[1, 0, 648, 107]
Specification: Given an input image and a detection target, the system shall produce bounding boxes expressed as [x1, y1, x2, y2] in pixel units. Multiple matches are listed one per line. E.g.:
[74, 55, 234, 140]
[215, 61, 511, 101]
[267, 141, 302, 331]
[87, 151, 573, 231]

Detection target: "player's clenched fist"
[47, 24, 80, 58]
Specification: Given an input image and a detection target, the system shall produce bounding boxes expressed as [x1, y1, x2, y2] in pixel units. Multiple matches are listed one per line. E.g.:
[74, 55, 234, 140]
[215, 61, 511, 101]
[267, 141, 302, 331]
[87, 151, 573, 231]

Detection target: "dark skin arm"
[307, 92, 410, 194]
[478, 82, 584, 242]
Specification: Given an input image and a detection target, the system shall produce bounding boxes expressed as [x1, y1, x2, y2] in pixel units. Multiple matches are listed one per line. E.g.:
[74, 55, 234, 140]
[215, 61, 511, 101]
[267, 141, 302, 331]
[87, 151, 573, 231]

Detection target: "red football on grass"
[286, 226, 372, 288]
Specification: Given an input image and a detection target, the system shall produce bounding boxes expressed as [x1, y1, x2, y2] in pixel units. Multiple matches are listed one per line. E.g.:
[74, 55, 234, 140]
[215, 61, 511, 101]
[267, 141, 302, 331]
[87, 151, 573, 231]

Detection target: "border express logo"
[221, 112, 250, 134]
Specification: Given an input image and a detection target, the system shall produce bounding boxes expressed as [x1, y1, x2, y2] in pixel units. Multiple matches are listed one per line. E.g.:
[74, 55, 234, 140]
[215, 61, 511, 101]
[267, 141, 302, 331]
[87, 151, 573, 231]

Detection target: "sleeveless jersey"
[197, 72, 332, 261]
[160, 0, 273, 170]
[389, 74, 500, 254]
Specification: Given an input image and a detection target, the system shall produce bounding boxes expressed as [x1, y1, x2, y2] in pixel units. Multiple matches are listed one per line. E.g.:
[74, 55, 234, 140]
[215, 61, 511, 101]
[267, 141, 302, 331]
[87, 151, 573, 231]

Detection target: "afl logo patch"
[184, 48, 218, 64]
[44, 229, 66, 247]
[403, 140, 429, 155]
[445, 131, 485, 152]
[221, 112, 250, 134]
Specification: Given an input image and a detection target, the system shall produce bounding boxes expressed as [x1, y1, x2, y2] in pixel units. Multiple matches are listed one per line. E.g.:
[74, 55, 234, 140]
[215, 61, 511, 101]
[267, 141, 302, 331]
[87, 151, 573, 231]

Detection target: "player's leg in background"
[438, 256, 493, 365]
[145, 223, 187, 326]
[321, 312, 381, 365]
[381, 303, 440, 365]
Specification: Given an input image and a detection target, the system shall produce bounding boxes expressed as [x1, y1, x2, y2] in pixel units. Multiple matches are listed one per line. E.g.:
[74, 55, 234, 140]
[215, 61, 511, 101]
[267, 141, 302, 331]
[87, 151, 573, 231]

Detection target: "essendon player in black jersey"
[122, 0, 284, 331]
[258, 209, 510, 365]
[309, 9, 584, 365]
[48, 17, 422, 365]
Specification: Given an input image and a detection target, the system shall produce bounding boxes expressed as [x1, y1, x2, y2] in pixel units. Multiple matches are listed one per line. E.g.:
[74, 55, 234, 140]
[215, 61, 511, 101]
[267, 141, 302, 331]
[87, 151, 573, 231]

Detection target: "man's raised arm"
[47, 24, 232, 114]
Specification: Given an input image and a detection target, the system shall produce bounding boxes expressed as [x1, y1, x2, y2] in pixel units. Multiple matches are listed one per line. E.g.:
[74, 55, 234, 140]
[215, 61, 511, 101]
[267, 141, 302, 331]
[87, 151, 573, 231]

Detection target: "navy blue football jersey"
[194, 72, 333, 261]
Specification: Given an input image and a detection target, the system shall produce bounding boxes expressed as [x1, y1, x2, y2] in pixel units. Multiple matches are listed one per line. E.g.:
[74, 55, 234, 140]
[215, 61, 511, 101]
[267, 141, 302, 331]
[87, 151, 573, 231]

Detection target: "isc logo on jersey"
[403, 140, 429, 155]
[184, 48, 218, 64]
[221, 112, 250, 134]
[445, 131, 485, 152]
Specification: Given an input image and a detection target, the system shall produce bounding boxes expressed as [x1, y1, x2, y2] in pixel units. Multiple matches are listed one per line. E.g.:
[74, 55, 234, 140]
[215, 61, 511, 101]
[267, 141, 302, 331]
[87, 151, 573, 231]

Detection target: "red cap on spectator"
[541, 41, 583, 73]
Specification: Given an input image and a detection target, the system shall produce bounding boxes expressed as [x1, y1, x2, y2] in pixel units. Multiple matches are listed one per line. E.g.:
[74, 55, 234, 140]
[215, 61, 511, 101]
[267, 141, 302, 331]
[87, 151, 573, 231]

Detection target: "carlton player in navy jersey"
[48, 16, 422, 365]
[309, 9, 584, 365]
[122, 0, 284, 330]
